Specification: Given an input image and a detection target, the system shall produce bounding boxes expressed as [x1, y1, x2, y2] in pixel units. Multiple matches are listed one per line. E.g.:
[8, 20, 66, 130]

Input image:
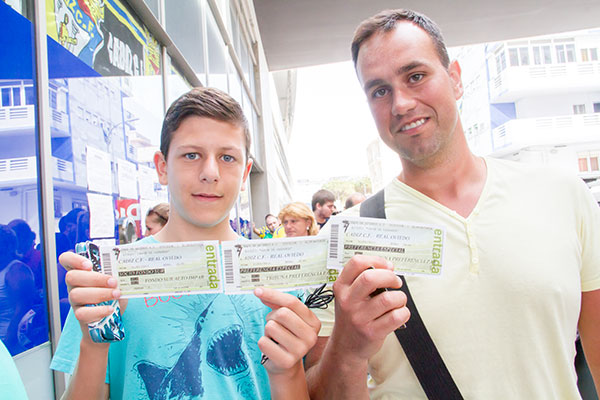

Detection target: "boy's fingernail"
[386, 261, 394, 269]
[112, 289, 121, 299]
[254, 287, 263, 296]
[107, 277, 117, 287]
[82, 260, 93, 270]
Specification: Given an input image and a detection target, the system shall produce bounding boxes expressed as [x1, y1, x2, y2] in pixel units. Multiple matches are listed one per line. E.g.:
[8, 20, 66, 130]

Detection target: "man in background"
[253, 213, 285, 239]
[344, 192, 366, 210]
[311, 189, 336, 229]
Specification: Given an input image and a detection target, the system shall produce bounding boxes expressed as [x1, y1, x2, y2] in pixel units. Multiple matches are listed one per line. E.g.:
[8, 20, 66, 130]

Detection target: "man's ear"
[154, 151, 168, 185]
[448, 60, 464, 100]
[240, 157, 253, 191]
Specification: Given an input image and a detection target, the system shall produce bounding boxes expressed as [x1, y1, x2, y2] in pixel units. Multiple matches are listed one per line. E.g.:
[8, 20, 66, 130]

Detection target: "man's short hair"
[311, 189, 335, 211]
[351, 9, 450, 69]
[345, 192, 367, 209]
[160, 87, 251, 160]
[264, 213, 276, 222]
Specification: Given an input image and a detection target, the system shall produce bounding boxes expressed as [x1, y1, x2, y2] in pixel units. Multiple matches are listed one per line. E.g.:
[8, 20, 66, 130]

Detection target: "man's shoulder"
[487, 157, 583, 188]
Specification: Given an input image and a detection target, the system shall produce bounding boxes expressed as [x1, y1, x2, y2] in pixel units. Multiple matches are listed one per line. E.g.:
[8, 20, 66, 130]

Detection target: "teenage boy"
[51, 87, 320, 399]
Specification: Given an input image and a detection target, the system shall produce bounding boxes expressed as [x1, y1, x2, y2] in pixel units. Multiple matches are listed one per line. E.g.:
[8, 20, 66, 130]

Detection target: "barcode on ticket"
[329, 224, 339, 260]
[100, 251, 113, 276]
[223, 248, 234, 285]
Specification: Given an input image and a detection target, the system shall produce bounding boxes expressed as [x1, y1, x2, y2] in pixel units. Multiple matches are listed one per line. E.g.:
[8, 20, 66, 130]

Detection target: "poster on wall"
[86, 145, 112, 194]
[116, 197, 141, 240]
[117, 158, 138, 199]
[87, 192, 115, 238]
[46, 0, 161, 76]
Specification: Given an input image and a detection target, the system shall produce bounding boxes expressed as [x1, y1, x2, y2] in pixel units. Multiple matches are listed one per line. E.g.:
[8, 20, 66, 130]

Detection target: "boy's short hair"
[160, 87, 251, 160]
[311, 189, 335, 211]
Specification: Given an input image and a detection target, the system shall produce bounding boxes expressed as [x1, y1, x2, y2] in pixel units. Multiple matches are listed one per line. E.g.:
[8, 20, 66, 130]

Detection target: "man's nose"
[391, 88, 417, 117]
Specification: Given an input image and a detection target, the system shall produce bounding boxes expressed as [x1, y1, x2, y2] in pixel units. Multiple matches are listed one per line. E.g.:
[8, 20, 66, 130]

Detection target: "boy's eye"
[372, 88, 388, 98]
[221, 154, 235, 163]
[184, 153, 199, 160]
[408, 73, 424, 83]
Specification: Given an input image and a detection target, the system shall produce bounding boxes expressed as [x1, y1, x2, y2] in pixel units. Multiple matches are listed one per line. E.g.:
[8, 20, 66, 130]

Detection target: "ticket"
[99, 241, 223, 298]
[221, 237, 330, 293]
[327, 215, 445, 276]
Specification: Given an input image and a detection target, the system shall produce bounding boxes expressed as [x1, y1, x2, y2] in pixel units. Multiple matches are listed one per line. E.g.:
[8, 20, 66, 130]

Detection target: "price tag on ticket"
[327, 216, 445, 276]
[221, 237, 329, 293]
[99, 241, 223, 298]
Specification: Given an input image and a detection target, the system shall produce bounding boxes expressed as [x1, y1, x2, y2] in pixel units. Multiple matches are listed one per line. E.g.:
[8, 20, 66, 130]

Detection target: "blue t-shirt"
[50, 236, 272, 399]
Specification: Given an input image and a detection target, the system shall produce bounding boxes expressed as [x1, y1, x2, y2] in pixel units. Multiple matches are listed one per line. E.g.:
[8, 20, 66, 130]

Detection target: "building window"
[25, 86, 34, 105]
[533, 45, 552, 65]
[495, 50, 506, 74]
[594, 103, 600, 113]
[508, 47, 529, 67]
[578, 152, 600, 172]
[1, 87, 11, 107]
[573, 104, 586, 114]
[555, 43, 575, 63]
[581, 48, 599, 62]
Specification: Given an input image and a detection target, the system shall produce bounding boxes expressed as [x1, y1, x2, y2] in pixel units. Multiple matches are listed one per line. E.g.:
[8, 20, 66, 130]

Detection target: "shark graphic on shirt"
[135, 295, 264, 399]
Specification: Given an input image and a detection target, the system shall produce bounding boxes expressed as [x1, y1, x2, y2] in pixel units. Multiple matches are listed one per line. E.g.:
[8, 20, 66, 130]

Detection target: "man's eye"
[409, 73, 424, 83]
[185, 153, 199, 160]
[222, 155, 235, 163]
[372, 88, 388, 98]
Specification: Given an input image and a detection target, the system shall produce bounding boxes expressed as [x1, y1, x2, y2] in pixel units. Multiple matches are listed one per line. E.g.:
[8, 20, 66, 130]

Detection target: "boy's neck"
[153, 217, 239, 243]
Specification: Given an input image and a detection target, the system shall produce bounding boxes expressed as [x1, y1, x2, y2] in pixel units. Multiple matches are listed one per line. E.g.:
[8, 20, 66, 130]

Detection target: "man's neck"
[154, 216, 239, 243]
[399, 150, 486, 218]
[315, 213, 327, 224]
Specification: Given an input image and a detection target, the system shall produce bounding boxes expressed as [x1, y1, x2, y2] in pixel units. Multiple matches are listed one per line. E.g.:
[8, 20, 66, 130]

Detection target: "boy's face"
[155, 116, 252, 230]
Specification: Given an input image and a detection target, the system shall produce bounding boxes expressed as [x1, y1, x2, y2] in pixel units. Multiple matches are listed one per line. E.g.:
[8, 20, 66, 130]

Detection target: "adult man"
[344, 192, 367, 210]
[305, 9, 600, 399]
[51, 88, 320, 399]
[253, 213, 285, 239]
[311, 189, 336, 229]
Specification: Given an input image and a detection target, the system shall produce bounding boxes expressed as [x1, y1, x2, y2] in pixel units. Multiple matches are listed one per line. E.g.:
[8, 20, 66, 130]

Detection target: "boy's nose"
[199, 156, 219, 182]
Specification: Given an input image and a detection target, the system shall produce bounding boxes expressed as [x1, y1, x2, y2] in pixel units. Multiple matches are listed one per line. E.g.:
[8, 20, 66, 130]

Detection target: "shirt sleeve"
[574, 177, 600, 292]
[50, 309, 111, 384]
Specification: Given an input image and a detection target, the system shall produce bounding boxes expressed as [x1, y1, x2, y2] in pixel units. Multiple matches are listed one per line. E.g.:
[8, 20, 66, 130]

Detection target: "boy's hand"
[254, 287, 321, 377]
[60, 251, 128, 344]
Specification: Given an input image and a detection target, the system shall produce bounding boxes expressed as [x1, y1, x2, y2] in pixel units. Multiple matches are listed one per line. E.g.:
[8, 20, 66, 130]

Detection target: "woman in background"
[278, 202, 318, 237]
[144, 203, 169, 236]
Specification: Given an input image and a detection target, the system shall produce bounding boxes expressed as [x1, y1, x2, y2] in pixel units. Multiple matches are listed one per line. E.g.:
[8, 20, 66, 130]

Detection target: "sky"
[288, 61, 381, 182]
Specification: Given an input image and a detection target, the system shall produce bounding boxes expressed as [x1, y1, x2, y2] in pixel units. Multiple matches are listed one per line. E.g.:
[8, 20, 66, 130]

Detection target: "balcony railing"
[0, 105, 70, 136]
[489, 62, 600, 103]
[0, 105, 35, 132]
[0, 156, 74, 184]
[491, 113, 600, 155]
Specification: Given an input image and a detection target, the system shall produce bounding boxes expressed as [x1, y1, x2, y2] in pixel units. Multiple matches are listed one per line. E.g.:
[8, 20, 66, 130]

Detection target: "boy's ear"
[154, 151, 168, 185]
[240, 158, 253, 191]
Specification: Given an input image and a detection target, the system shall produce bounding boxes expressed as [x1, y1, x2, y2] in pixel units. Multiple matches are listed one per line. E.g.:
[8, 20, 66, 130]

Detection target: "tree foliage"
[322, 176, 372, 205]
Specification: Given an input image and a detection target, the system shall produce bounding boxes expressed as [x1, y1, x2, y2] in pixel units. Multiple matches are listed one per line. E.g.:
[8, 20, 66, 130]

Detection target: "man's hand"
[60, 251, 128, 344]
[331, 255, 410, 362]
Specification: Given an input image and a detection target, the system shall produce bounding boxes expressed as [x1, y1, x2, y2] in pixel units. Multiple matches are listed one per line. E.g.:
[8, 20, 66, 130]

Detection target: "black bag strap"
[360, 190, 463, 400]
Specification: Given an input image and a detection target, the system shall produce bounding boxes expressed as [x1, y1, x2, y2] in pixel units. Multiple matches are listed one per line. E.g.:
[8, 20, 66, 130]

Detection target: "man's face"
[265, 215, 279, 233]
[316, 201, 335, 219]
[356, 22, 463, 167]
[155, 116, 252, 230]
